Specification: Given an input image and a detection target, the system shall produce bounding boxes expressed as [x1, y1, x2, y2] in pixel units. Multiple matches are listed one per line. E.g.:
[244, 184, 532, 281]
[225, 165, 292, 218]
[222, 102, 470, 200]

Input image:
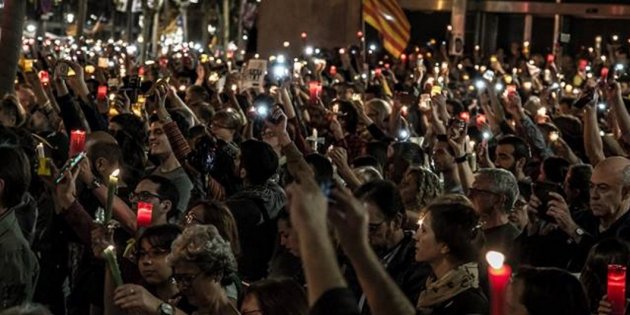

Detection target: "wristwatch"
[158, 303, 174, 315]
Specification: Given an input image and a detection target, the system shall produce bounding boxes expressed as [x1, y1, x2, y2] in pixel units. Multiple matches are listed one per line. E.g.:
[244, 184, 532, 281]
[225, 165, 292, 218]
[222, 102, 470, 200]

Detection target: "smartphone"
[396, 92, 416, 105]
[573, 89, 595, 109]
[54, 152, 86, 184]
[533, 181, 566, 223]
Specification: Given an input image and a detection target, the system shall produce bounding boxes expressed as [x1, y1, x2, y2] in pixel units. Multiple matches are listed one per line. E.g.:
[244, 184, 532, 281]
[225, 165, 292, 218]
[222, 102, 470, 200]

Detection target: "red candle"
[546, 54, 555, 64]
[39, 70, 49, 86]
[69, 130, 86, 157]
[578, 59, 588, 71]
[476, 114, 487, 126]
[601, 67, 610, 80]
[329, 65, 337, 76]
[137, 202, 153, 228]
[97, 85, 108, 101]
[608, 264, 626, 315]
[459, 112, 470, 123]
[486, 251, 512, 315]
[308, 81, 322, 103]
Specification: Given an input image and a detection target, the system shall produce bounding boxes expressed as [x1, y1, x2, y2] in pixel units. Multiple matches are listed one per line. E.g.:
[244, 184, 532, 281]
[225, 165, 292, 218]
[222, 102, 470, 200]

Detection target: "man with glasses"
[349, 180, 429, 314]
[468, 168, 520, 257]
[130, 175, 180, 226]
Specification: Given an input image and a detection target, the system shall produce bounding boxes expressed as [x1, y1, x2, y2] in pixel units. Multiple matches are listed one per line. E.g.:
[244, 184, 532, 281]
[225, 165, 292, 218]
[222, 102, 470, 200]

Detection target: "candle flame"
[111, 169, 120, 177]
[486, 251, 505, 269]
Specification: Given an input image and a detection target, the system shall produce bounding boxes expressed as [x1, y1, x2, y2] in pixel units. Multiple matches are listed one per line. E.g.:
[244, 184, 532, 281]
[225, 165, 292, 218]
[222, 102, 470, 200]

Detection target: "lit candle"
[36, 143, 51, 176]
[601, 67, 609, 80]
[308, 81, 321, 103]
[105, 169, 120, 223]
[39, 70, 50, 86]
[608, 264, 626, 315]
[329, 65, 337, 76]
[459, 112, 470, 123]
[136, 202, 153, 228]
[97, 85, 108, 101]
[103, 246, 124, 287]
[69, 130, 86, 157]
[487, 251, 511, 315]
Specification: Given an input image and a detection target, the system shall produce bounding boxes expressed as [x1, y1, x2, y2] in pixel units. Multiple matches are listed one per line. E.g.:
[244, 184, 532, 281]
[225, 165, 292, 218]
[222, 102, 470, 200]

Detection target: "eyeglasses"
[129, 191, 162, 202]
[368, 219, 387, 232]
[467, 188, 500, 197]
[184, 212, 204, 226]
[173, 271, 204, 288]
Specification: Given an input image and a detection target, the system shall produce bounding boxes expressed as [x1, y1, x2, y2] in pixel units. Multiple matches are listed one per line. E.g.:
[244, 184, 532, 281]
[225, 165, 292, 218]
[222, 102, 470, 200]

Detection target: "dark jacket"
[227, 180, 287, 281]
[417, 288, 489, 315]
[0, 209, 39, 310]
[346, 231, 431, 315]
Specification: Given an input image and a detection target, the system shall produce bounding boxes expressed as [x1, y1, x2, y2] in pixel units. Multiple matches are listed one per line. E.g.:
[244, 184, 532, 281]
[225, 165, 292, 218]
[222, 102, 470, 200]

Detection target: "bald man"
[549, 157, 630, 269]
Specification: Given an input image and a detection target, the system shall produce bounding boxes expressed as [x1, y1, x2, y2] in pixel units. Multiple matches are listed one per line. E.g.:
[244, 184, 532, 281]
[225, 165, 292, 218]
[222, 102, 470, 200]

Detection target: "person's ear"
[161, 200, 173, 214]
[516, 157, 527, 170]
[439, 242, 450, 255]
[95, 157, 106, 173]
[392, 213, 404, 229]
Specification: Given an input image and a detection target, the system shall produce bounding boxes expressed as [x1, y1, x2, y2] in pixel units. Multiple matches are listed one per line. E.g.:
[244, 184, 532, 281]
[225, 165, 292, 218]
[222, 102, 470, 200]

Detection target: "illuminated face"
[414, 213, 444, 263]
[590, 167, 627, 218]
[432, 141, 455, 172]
[137, 238, 172, 285]
[148, 121, 173, 157]
[366, 201, 397, 254]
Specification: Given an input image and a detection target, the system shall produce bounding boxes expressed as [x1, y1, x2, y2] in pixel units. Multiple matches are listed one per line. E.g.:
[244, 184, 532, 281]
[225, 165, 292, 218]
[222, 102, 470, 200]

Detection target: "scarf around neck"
[416, 262, 480, 311]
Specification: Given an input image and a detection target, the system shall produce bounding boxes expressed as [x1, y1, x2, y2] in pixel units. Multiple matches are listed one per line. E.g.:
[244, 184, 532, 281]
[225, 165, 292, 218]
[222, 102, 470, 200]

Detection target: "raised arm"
[328, 187, 415, 315]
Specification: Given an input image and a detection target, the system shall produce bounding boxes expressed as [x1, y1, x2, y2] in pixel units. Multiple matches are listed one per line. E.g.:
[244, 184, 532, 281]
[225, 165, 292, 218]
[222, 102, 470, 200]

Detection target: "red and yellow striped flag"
[363, 0, 411, 58]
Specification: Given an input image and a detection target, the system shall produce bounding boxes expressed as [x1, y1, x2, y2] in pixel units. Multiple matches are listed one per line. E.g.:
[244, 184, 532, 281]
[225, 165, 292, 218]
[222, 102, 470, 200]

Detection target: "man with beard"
[349, 180, 430, 314]
[494, 135, 533, 196]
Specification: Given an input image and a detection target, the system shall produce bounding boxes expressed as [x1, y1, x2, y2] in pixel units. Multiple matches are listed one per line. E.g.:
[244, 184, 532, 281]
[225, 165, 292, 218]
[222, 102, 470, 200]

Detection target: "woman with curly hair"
[399, 166, 443, 226]
[168, 225, 240, 315]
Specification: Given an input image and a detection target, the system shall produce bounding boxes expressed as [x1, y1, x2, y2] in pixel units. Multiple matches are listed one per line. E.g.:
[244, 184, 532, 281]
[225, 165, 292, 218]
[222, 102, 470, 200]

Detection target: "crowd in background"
[0, 32, 629, 315]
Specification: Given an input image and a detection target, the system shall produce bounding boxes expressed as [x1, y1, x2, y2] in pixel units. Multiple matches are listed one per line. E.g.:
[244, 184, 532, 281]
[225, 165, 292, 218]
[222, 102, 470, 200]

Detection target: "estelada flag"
[363, 0, 411, 58]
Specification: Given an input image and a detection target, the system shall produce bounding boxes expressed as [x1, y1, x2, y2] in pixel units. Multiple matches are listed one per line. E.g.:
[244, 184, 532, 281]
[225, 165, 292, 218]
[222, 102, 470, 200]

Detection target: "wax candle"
[601, 67, 609, 80]
[105, 169, 120, 223]
[97, 85, 108, 101]
[103, 246, 124, 287]
[578, 59, 588, 71]
[459, 112, 470, 123]
[309, 81, 321, 103]
[69, 130, 86, 157]
[486, 251, 512, 315]
[137, 202, 153, 228]
[36, 143, 51, 176]
[39, 70, 49, 86]
[608, 264, 626, 315]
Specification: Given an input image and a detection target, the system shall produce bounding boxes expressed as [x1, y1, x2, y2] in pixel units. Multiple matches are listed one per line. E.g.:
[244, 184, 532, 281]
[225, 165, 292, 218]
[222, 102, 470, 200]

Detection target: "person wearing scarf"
[414, 195, 489, 315]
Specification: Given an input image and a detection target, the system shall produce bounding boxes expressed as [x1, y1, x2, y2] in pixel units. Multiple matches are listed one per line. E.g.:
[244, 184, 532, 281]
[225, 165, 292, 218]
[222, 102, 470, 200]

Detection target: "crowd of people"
[0, 30, 630, 315]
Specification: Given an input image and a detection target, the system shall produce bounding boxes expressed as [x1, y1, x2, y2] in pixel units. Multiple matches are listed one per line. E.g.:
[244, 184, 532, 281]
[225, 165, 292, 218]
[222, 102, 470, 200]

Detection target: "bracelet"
[455, 154, 468, 164]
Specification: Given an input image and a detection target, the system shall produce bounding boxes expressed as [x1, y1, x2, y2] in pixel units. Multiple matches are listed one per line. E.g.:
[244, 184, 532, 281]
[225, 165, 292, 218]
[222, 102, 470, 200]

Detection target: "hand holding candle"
[608, 264, 626, 315]
[487, 251, 512, 315]
[103, 245, 124, 287]
[105, 169, 120, 224]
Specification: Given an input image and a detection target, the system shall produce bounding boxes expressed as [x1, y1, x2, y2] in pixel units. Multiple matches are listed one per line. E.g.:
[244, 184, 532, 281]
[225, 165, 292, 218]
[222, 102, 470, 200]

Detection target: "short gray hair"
[476, 168, 519, 212]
